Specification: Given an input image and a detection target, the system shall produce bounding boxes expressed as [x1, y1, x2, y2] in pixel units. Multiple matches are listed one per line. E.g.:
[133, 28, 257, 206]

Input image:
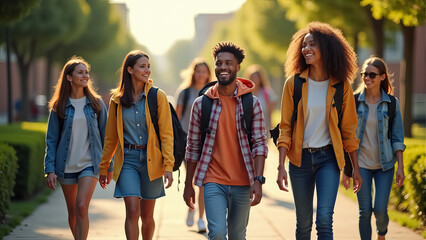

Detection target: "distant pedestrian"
[175, 58, 212, 232]
[243, 64, 278, 134]
[183, 41, 268, 240]
[44, 56, 109, 240]
[342, 57, 406, 240]
[99, 50, 173, 240]
[275, 22, 362, 239]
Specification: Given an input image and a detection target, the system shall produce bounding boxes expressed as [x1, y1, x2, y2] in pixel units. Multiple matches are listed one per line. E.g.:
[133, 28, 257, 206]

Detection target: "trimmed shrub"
[0, 144, 18, 224]
[0, 123, 46, 199]
[389, 138, 426, 227]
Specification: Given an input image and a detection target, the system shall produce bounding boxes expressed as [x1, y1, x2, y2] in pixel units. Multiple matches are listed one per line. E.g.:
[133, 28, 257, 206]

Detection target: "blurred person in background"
[243, 64, 278, 135]
[44, 56, 109, 240]
[342, 56, 405, 240]
[98, 50, 173, 240]
[175, 58, 212, 232]
[276, 22, 362, 239]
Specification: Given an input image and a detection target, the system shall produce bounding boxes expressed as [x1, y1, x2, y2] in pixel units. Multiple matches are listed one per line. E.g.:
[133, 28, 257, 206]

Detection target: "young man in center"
[183, 41, 268, 240]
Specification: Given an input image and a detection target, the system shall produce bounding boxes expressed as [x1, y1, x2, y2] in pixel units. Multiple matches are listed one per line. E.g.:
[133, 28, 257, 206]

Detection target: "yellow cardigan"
[99, 80, 174, 181]
[277, 68, 359, 170]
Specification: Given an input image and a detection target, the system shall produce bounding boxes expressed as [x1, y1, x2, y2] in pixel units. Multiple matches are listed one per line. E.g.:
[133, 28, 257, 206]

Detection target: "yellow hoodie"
[99, 79, 174, 181]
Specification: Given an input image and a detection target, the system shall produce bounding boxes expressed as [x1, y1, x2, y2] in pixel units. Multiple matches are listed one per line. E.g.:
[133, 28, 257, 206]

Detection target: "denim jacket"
[44, 97, 111, 178]
[355, 89, 406, 171]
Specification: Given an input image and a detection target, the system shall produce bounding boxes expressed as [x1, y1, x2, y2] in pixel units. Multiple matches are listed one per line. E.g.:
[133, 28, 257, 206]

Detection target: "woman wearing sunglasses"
[342, 56, 406, 240]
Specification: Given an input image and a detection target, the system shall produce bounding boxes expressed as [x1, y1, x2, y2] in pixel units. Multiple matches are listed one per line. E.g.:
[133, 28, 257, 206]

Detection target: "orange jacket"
[277, 68, 359, 169]
[99, 80, 174, 181]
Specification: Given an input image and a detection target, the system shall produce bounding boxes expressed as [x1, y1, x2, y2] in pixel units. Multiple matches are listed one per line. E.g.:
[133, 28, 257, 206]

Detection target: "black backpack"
[147, 87, 187, 172]
[198, 81, 254, 151]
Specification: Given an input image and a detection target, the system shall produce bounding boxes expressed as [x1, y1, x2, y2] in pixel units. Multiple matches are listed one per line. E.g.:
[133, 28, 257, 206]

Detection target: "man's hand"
[183, 182, 195, 209]
[250, 181, 263, 206]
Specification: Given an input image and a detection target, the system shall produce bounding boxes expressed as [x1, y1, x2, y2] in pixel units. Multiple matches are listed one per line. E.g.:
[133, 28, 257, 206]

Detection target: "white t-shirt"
[65, 96, 92, 173]
[303, 78, 331, 148]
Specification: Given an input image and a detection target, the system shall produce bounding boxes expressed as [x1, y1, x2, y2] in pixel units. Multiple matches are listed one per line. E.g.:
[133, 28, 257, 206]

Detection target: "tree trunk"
[12, 38, 36, 121]
[363, 6, 384, 58]
[45, 50, 53, 108]
[400, 25, 415, 137]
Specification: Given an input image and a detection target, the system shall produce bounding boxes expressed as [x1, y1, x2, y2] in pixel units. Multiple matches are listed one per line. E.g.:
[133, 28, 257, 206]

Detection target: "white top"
[303, 78, 331, 148]
[65, 96, 92, 173]
[359, 101, 381, 169]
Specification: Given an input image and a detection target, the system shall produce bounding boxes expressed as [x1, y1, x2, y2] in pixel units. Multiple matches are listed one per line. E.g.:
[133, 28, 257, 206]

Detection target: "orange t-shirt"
[204, 95, 250, 186]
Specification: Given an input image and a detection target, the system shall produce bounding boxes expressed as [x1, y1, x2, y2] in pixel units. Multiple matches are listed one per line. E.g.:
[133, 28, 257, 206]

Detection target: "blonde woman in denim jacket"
[44, 56, 109, 240]
[99, 50, 173, 240]
[342, 57, 406, 240]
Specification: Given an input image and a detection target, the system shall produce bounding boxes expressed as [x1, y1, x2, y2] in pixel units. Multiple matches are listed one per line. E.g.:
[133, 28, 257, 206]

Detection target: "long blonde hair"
[355, 56, 394, 95]
[48, 56, 101, 118]
[178, 58, 212, 90]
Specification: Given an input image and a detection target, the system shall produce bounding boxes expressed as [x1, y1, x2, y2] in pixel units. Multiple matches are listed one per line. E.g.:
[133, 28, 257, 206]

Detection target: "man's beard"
[216, 71, 236, 86]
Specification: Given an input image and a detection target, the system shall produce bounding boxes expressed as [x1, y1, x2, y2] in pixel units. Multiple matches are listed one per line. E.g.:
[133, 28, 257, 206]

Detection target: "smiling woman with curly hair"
[276, 22, 362, 240]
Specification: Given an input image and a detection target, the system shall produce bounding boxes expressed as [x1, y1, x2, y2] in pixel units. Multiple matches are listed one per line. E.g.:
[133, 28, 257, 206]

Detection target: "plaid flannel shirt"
[185, 83, 268, 187]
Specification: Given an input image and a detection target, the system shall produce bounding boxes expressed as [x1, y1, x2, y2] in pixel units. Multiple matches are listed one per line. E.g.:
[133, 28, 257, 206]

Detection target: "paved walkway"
[5, 143, 423, 240]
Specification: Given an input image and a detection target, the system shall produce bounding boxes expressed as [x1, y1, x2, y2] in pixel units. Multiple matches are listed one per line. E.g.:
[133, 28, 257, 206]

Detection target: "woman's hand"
[99, 175, 108, 189]
[352, 169, 363, 193]
[277, 165, 289, 192]
[341, 173, 351, 190]
[46, 172, 57, 191]
[395, 165, 405, 187]
[164, 171, 173, 189]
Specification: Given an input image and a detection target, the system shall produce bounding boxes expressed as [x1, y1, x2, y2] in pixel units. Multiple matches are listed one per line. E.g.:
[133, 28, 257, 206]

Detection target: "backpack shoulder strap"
[332, 81, 344, 131]
[388, 94, 396, 140]
[200, 95, 213, 148]
[291, 74, 305, 129]
[181, 88, 191, 117]
[241, 92, 253, 150]
[147, 86, 161, 148]
[354, 93, 360, 110]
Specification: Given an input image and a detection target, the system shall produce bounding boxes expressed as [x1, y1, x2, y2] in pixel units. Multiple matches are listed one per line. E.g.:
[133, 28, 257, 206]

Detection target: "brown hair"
[285, 22, 358, 83]
[48, 56, 101, 118]
[111, 50, 149, 108]
[243, 64, 271, 88]
[355, 56, 394, 95]
[179, 57, 212, 90]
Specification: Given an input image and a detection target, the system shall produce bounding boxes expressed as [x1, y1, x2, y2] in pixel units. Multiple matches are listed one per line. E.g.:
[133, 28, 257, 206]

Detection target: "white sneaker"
[198, 218, 207, 233]
[186, 209, 195, 226]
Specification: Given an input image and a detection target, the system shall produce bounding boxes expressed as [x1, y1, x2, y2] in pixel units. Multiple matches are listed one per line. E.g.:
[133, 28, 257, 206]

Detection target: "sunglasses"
[360, 72, 381, 79]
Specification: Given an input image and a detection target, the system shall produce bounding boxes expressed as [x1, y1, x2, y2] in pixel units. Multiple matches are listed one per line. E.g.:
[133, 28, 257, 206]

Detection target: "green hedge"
[0, 144, 18, 223]
[389, 138, 426, 227]
[0, 123, 46, 199]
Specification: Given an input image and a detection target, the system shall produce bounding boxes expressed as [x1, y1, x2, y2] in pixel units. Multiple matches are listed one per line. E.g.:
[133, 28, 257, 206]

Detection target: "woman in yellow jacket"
[276, 22, 363, 239]
[99, 50, 174, 240]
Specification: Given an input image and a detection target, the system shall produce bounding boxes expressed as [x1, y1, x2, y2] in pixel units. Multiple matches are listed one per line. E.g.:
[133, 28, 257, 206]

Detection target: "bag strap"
[200, 95, 213, 149]
[147, 87, 161, 149]
[181, 88, 191, 117]
[388, 94, 396, 140]
[332, 81, 344, 131]
[241, 92, 253, 150]
[291, 74, 305, 129]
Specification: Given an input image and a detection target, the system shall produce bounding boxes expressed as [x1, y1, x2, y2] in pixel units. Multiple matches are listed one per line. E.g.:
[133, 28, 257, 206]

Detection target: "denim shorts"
[58, 166, 98, 185]
[114, 148, 165, 200]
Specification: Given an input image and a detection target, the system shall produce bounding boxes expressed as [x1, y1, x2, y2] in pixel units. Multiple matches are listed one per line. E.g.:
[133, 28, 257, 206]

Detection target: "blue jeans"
[204, 182, 251, 240]
[289, 147, 340, 240]
[357, 167, 394, 240]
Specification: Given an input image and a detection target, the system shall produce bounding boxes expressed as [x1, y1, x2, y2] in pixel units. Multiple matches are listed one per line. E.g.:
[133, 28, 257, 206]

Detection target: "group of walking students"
[44, 21, 406, 240]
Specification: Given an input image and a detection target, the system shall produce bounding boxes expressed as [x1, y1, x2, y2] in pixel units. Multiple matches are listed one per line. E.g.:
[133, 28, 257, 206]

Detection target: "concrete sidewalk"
[5, 146, 423, 240]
